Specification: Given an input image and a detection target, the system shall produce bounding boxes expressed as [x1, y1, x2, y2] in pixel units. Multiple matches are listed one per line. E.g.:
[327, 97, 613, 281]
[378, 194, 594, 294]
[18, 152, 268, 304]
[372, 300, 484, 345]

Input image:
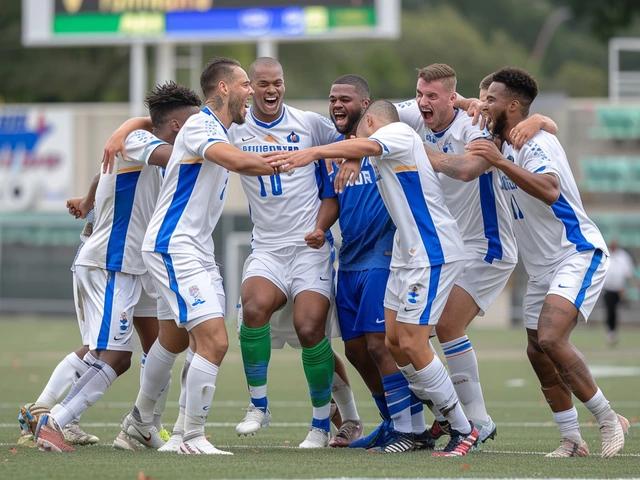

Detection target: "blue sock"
[382, 372, 413, 433]
[372, 392, 391, 421]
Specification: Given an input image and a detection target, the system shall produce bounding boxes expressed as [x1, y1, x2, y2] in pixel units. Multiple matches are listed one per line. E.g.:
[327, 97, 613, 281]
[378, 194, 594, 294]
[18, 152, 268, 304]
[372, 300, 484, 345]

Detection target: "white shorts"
[455, 255, 516, 316]
[384, 261, 465, 325]
[143, 252, 225, 330]
[72, 272, 90, 346]
[236, 296, 340, 350]
[523, 249, 609, 330]
[242, 243, 333, 301]
[133, 272, 159, 318]
[75, 266, 142, 352]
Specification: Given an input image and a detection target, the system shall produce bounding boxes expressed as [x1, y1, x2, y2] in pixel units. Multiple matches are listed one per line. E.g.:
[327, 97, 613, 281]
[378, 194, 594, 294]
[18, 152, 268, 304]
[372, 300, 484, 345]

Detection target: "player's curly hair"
[145, 81, 201, 128]
[491, 67, 538, 114]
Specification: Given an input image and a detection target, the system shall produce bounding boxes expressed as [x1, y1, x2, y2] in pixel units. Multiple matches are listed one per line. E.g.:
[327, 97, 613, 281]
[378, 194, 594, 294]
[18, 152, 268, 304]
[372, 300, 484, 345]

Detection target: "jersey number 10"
[258, 174, 283, 197]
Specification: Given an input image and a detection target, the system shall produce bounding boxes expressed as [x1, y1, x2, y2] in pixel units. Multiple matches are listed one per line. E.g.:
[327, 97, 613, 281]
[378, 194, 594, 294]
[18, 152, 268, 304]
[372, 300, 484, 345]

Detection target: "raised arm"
[425, 142, 491, 182]
[102, 117, 153, 173]
[465, 141, 560, 205]
[204, 142, 276, 176]
[510, 114, 559, 150]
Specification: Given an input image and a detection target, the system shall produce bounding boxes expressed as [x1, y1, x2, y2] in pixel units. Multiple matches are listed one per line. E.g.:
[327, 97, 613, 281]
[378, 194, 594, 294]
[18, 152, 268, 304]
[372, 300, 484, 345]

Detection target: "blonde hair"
[417, 63, 457, 93]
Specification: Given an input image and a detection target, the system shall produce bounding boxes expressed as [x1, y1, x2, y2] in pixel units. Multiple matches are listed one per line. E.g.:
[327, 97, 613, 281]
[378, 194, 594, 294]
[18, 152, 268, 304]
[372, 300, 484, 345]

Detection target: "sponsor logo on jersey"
[189, 285, 206, 307]
[286, 131, 300, 143]
[264, 135, 277, 143]
[242, 145, 299, 153]
[499, 173, 518, 191]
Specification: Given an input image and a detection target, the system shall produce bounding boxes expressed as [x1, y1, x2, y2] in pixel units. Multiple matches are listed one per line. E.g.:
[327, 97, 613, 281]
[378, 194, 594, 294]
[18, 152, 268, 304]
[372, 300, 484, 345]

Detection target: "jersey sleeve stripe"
[96, 271, 116, 350]
[181, 157, 204, 164]
[118, 166, 144, 174]
[478, 171, 503, 264]
[393, 165, 418, 173]
[550, 193, 596, 252]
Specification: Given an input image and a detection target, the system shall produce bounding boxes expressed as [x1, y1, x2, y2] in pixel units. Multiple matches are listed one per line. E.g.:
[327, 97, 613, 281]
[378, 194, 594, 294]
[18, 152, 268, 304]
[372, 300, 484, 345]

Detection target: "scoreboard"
[24, 0, 399, 45]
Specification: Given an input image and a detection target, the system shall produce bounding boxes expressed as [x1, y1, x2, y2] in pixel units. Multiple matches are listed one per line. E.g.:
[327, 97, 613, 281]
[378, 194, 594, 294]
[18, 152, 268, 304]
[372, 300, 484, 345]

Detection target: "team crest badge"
[407, 284, 422, 305]
[287, 131, 300, 143]
[189, 285, 206, 306]
[119, 312, 129, 332]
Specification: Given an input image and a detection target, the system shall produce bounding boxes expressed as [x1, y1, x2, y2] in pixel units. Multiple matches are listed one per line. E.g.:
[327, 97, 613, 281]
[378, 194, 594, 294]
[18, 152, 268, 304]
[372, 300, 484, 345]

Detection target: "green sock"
[240, 323, 271, 410]
[302, 338, 334, 431]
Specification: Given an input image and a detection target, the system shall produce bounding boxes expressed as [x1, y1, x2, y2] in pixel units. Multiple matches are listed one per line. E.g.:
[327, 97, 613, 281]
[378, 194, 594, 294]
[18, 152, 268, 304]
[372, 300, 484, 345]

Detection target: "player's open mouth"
[332, 110, 347, 125]
[421, 108, 433, 122]
[264, 97, 278, 109]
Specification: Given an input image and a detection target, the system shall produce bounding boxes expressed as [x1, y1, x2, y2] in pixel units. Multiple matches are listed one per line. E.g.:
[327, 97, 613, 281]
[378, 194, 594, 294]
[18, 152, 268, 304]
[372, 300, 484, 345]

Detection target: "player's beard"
[229, 92, 246, 125]
[492, 110, 508, 140]
[332, 107, 363, 135]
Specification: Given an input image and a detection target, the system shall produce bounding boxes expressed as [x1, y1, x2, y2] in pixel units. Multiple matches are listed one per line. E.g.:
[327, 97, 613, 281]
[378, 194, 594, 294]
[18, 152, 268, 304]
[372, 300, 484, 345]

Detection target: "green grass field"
[0, 317, 638, 480]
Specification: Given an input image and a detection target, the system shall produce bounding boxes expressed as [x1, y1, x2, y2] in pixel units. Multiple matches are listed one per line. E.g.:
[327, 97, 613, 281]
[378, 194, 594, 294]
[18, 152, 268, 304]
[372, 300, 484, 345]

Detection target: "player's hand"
[304, 228, 326, 249]
[66, 197, 83, 219]
[334, 158, 362, 194]
[102, 129, 128, 174]
[467, 99, 487, 130]
[465, 140, 505, 167]
[510, 114, 544, 150]
[264, 148, 317, 171]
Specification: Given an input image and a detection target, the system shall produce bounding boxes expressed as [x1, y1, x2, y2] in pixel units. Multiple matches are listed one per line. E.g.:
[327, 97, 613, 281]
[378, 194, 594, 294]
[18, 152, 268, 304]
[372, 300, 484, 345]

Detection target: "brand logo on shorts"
[557, 284, 572, 289]
[375, 318, 385, 324]
[189, 285, 206, 307]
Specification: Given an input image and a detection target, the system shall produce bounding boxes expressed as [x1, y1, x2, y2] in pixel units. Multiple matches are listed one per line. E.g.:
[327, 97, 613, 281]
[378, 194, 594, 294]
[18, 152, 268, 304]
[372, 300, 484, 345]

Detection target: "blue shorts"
[336, 268, 389, 341]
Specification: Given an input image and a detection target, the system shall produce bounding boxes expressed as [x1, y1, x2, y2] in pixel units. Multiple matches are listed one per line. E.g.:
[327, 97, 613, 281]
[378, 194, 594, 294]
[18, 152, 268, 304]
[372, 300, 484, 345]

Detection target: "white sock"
[174, 349, 194, 435]
[442, 336, 490, 427]
[583, 388, 616, 425]
[184, 354, 219, 438]
[153, 379, 171, 430]
[135, 341, 179, 424]
[36, 353, 89, 408]
[410, 392, 427, 434]
[552, 407, 583, 444]
[398, 363, 445, 423]
[331, 373, 360, 421]
[83, 351, 98, 366]
[411, 356, 470, 434]
[53, 360, 117, 429]
[140, 352, 147, 385]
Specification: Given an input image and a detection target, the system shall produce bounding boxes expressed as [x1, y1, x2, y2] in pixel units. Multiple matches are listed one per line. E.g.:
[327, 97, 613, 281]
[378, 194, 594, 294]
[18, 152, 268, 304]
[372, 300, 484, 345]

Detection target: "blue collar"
[202, 106, 228, 134]
[251, 105, 286, 129]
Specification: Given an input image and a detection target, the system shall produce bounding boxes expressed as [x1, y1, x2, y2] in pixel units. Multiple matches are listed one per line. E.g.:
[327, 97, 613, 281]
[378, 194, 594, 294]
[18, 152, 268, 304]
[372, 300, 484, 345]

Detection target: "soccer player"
[231, 57, 361, 448]
[32, 82, 203, 453]
[267, 100, 480, 457]
[126, 57, 279, 456]
[325, 75, 431, 453]
[395, 64, 518, 444]
[467, 66, 629, 458]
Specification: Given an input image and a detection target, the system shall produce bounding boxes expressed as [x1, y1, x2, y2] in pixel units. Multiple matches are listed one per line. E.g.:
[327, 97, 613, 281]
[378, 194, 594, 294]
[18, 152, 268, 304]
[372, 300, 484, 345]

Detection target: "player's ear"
[509, 99, 520, 113]
[170, 118, 181, 132]
[218, 80, 229, 96]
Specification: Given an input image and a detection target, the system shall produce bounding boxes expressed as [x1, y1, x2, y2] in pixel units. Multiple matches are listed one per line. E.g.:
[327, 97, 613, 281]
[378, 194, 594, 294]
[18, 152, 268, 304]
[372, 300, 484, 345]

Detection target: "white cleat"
[121, 411, 166, 449]
[158, 433, 184, 453]
[113, 431, 141, 451]
[299, 426, 330, 448]
[600, 413, 629, 459]
[236, 403, 271, 436]
[63, 420, 99, 445]
[545, 438, 589, 457]
[179, 435, 233, 455]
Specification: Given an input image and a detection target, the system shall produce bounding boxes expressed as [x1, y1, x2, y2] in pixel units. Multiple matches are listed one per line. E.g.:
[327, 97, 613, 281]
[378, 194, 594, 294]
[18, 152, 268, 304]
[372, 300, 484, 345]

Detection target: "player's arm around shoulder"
[205, 142, 275, 176]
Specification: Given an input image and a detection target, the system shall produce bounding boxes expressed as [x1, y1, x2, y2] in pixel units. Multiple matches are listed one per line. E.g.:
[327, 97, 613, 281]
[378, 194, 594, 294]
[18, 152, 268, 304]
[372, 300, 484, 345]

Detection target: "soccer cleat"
[236, 403, 271, 436]
[158, 428, 171, 442]
[18, 403, 47, 436]
[600, 413, 629, 458]
[121, 411, 166, 449]
[473, 417, 497, 450]
[429, 419, 451, 440]
[329, 419, 363, 447]
[545, 438, 589, 457]
[349, 420, 391, 449]
[369, 429, 416, 453]
[158, 433, 184, 452]
[35, 414, 75, 452]
[299, 427, 330, 448]
[17, 432, 38, 448]
[414, 428, 436, 450]
[113, 431, 142, 451]
[179, 435, 233, 455]
[62, 420, 99, 445]
[431, 423, 478, 457]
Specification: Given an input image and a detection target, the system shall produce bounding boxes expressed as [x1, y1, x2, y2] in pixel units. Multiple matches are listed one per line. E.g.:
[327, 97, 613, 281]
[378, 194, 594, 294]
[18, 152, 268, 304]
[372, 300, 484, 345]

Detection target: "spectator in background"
[603, 239, 639, 346]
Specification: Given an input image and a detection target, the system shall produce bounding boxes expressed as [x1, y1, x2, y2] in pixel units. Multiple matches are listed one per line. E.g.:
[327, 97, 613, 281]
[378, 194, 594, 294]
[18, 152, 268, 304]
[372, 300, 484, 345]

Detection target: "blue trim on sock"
[311, 417, 330, 432]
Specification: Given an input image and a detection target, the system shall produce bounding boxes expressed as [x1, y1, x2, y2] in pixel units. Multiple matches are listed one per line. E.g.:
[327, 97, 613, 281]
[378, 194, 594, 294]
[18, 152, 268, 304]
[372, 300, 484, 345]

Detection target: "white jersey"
[228, 105, 340, 249]
[396, 99, 517, 264]
[143, 107, 230, 259]
[368, 122, 465, 269]
[76, 130, 165, 275]
[500, 131, 608, 277]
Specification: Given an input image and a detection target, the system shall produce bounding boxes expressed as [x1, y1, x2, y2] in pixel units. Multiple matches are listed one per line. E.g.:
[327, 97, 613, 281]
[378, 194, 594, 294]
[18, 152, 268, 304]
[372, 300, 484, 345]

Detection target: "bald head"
[249, 57, 283, 81]
[364, 99, 399, 123]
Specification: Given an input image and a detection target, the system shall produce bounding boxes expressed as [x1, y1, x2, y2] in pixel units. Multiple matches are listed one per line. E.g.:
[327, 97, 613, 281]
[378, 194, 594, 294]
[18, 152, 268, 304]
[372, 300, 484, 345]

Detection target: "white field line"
[2, 400, 640, 409]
